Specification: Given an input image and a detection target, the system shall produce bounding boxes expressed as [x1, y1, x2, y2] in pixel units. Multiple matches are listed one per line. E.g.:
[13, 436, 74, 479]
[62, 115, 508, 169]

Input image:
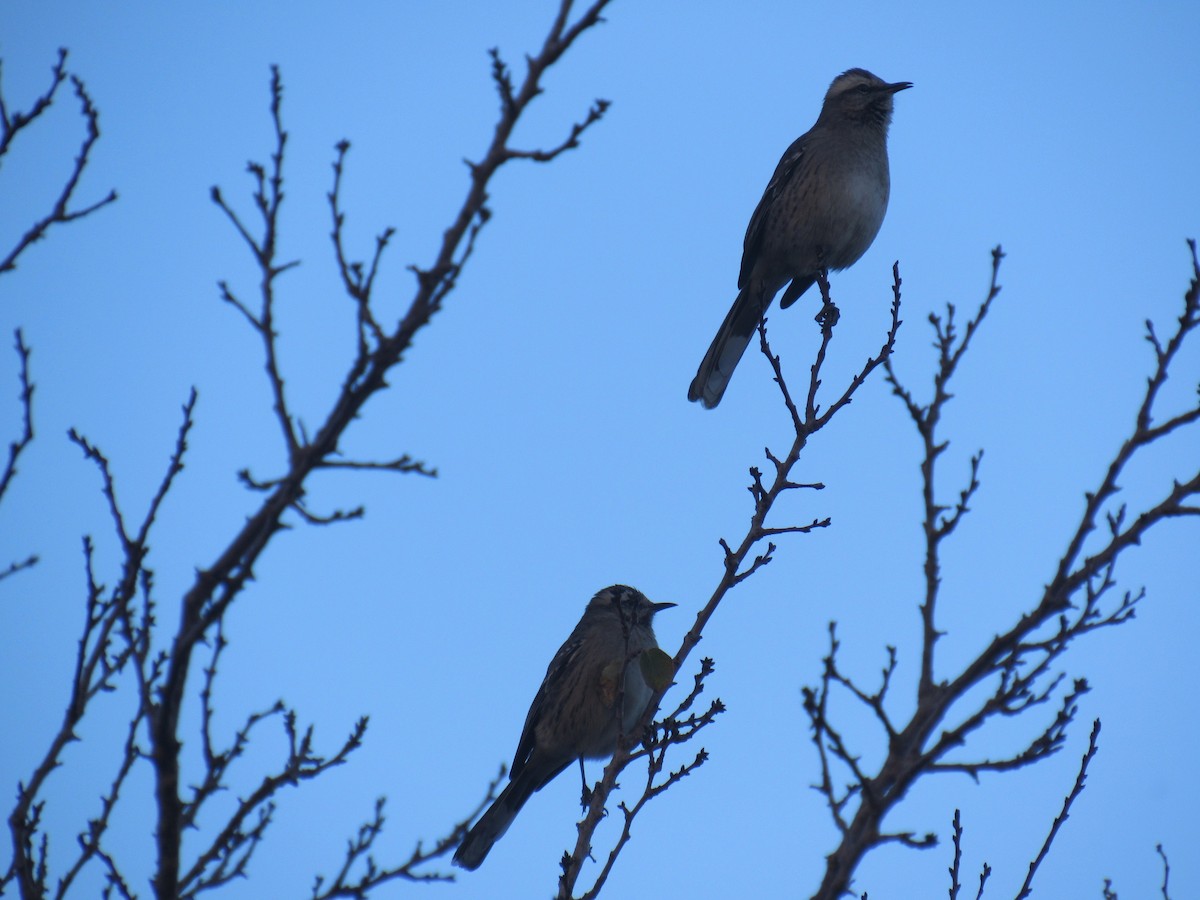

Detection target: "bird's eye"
[856, 84, 871, 94]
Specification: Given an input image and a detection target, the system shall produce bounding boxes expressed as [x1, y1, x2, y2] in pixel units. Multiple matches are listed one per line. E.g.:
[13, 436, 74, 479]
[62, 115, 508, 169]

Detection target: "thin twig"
[0, 329, 38, 582]
[1015, 720, 1101, 899]
[0, 51, 117, 276]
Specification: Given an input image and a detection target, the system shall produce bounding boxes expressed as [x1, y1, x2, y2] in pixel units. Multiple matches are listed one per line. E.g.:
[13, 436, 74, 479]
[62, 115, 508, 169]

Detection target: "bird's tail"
[452, 769, 540, 870]
[688, 286, 767, 409]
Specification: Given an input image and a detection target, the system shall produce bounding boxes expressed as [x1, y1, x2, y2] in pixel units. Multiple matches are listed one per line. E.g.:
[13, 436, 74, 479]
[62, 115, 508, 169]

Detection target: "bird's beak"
[885, 81, 914, 94]
[652, 601, 677, 613]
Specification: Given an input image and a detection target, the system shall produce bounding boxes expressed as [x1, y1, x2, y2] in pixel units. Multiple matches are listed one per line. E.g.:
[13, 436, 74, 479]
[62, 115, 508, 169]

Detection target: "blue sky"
[2, 2, 1198, 898]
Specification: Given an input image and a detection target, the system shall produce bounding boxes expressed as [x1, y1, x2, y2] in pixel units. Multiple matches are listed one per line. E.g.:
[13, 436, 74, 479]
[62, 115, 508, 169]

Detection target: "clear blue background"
[2, 2, 1197, 898]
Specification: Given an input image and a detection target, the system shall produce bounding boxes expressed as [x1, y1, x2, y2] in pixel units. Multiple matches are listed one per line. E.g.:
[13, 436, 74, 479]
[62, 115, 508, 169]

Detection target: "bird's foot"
[815, 300, 840, 330]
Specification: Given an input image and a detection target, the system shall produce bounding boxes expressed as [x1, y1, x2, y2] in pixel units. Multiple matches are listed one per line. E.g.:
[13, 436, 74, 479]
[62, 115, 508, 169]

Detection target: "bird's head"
[590, 585, 675, 626]
[822, 68, 912, 127]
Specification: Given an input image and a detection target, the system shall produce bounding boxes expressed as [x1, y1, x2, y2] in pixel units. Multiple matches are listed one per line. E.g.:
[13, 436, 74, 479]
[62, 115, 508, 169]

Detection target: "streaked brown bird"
[688, 68, 911, 408]
[453, 585, 674, 871]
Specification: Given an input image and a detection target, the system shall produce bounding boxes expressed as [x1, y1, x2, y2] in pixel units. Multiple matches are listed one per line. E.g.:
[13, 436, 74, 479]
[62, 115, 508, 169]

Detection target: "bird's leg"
[578, 757, 592, 809]
[812, 261, 839, 330]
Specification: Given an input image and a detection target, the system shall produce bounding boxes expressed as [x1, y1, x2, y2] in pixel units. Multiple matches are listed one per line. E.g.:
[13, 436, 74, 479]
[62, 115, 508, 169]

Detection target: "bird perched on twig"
[453, 585, 674, 870]
[688, 68, 912, 409]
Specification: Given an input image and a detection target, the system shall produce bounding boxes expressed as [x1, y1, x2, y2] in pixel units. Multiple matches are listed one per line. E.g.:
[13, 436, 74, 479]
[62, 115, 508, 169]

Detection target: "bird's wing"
[739, 133, 807, 290]
[508, 635, 585, 780]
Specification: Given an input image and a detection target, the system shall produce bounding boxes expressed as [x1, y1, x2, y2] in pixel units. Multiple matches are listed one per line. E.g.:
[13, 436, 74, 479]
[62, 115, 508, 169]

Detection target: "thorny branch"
[0, 48, 116, 278]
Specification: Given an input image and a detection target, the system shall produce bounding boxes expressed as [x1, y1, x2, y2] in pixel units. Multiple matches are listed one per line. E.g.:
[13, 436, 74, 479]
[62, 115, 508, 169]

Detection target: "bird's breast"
[818, 158, 890, 269]
[760, 144, 891, 276]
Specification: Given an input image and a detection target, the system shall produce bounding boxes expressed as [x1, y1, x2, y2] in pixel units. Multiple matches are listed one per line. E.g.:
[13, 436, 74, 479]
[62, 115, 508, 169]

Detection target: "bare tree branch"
[570, 658, 723, 900]
[0, 49, 117, 278]
[211, 67, 300, 462]
[310, 780, 504, 900]
[1157, 844, 1173, 900]
[948, 809, 964, 900]
[947, 808, 993, 900]
[558, 265, 904, 898]
[805, 244, 1200, 899]
[2, 4, 619, 897]
[1015, 719, 1101, 899]
[0, 329, 37, 582]
[886, 246, 1003, 702]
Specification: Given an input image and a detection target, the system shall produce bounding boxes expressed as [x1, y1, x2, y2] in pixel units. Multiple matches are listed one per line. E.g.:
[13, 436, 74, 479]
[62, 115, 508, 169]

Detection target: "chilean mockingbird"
[689, 68, 911, 408]
[453, 585, 674, 870]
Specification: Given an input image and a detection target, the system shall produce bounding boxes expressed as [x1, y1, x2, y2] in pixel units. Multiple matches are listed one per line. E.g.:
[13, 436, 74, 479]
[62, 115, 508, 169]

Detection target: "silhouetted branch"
[291, 499, 365, 526]
[948, 809, 964, 900]
[310, 778, 504, 899]
[886, 247, 1003, 701]
[947, 808, 993, 900]
[0, 329, 37, 582]
[0, 49, 117, 277]
[1156, 844, 1172, 900]
[807, 244, 1200, 898]
[504, 97, 611, 163]
[0, 49, 67, 155]
[559, 266, 903, 898]
[211, 67, 300, 462]
[329, 140, 389, 357]
[179, 713, 368, 897]
[7, 386, 192, 895]
[318, 453, 438, 478]
[2, 4, 617, 897]
[58, 689, 146, 898]
[4, 534, 134, 897]
[164, 7, 614, 885]
[947, 721, 1102, 899]
[0, 329, 33, 503]
[562, 658, 723, 900]
[1015, 719, 1101, 899]
[0, 554, 36, 582]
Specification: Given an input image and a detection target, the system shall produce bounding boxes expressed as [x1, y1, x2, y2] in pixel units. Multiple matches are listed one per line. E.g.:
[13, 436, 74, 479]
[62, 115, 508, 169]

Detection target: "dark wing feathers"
[738, 134, 807, 290]
[508, 636, 584, 780]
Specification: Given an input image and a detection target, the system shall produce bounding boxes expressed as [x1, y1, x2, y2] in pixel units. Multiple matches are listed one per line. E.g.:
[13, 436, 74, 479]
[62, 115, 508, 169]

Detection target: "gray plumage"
[689, 68, 912, 408]
[453, 585, 674, 871]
